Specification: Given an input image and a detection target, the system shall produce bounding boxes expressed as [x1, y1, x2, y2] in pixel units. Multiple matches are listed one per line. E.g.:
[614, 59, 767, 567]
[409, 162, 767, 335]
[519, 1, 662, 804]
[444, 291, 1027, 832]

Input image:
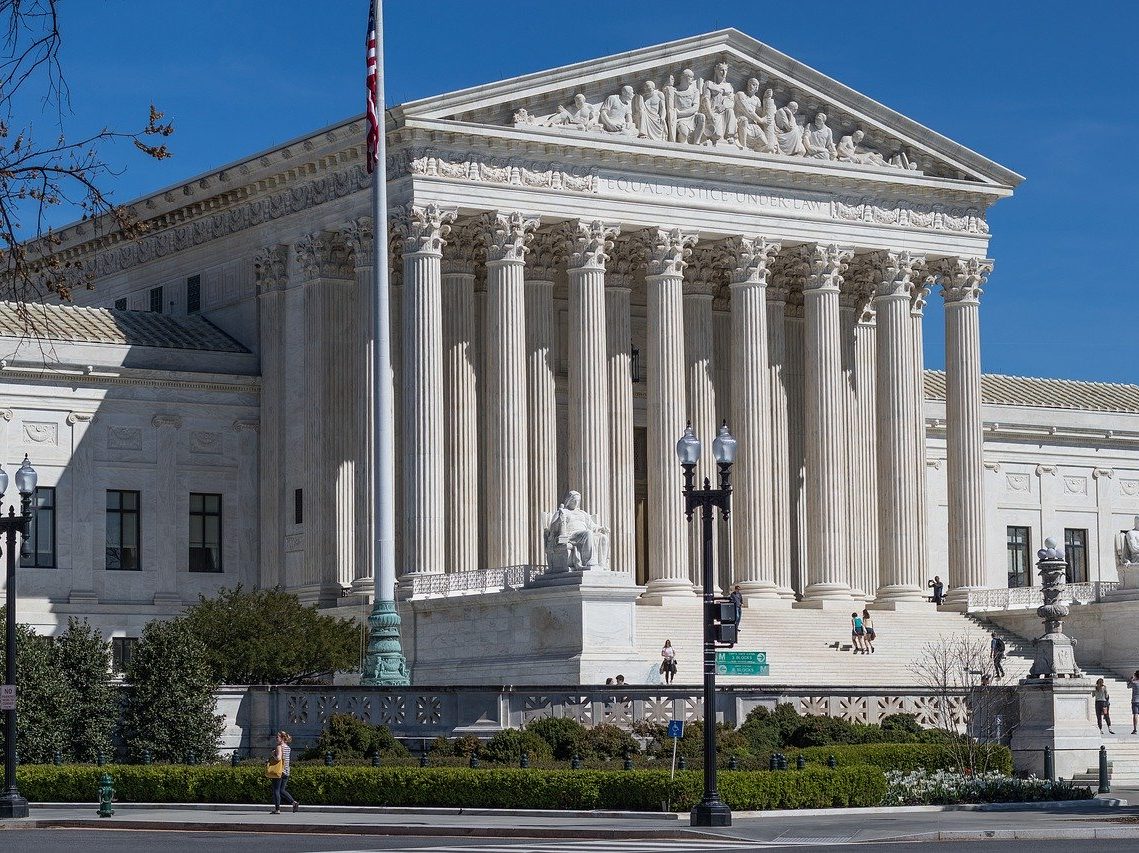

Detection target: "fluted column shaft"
[766, 293, 794, 598]
[910, 288, 930, 587]
[442, 265, 479, 573]
[606, 283, 635, 575]
[684, 285, 718, 591]
[873, 252, 923, 601]
[802, 246, 853, 601]
[568, 264, 612, 531]
[941, 258, 994, 600]
[839, 300, 863, 600]
[853, 308, 878, 599]
[785, 310, 808, 596]
[525, 270, 558, 564]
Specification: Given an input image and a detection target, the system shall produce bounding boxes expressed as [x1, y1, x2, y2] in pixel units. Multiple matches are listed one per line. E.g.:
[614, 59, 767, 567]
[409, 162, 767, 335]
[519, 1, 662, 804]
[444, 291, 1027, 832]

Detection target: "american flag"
[365, 1, 380, 174]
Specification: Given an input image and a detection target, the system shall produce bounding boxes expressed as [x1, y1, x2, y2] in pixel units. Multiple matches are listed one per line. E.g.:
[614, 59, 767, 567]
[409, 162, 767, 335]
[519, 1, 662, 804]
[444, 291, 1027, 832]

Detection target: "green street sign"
[716, 650, 769, 676]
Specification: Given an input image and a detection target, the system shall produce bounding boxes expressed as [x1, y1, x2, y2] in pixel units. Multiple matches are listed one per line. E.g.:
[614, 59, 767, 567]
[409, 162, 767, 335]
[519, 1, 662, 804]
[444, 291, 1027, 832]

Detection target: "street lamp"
[677, 421, 735, 827]
[0, 454, 36, 819]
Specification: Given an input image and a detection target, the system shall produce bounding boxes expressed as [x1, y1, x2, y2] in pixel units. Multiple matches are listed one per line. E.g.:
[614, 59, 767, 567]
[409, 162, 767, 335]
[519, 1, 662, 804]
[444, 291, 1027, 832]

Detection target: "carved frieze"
[108, 426, 143, 451]
[22, 421, 58, 446]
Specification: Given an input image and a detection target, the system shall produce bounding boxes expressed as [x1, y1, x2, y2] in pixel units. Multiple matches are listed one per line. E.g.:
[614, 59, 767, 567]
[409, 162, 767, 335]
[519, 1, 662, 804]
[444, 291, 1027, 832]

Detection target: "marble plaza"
[3, 29, 1139, 688]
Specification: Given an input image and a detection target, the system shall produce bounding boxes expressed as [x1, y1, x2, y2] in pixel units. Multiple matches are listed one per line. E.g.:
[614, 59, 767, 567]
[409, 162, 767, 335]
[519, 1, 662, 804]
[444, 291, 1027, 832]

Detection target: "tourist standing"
[1094, 678, 1115, 734]
[269, 730, 299, 814]
[1129, 671, 1139, 734]
[861, 609, 876, 654]
[660, 640, 677, 685]
[729, 585, 743, 632]
[990, 632, 1006, 678]
[928, 576, 945, 605]
[850, 612, 866, 654]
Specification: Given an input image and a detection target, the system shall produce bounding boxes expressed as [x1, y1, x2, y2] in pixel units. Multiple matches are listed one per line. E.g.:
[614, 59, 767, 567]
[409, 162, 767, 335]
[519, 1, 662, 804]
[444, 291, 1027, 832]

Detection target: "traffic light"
[711, 600, 737, 646]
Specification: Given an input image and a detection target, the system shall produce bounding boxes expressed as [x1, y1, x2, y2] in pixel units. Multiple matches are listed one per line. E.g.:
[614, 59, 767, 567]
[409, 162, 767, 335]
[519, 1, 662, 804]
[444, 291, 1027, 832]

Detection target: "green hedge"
[16, 764, 885, 811]
[796, 743, 1012, 775]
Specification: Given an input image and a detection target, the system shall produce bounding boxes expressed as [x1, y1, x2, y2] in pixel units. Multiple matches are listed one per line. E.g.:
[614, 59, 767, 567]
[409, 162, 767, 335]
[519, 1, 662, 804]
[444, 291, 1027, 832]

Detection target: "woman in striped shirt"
[270, 730, 300, 814]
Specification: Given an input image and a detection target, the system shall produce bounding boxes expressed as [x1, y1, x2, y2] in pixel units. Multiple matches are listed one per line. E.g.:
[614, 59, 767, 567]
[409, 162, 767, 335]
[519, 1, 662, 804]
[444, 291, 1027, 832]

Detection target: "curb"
[731, 796, 1127, 818]
[885, 828, 1139, 842]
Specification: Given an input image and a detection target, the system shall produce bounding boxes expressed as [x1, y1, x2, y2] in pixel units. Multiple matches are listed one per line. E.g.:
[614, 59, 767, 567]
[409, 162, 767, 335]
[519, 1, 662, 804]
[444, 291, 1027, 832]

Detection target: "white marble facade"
[8, 29, 1139, 645]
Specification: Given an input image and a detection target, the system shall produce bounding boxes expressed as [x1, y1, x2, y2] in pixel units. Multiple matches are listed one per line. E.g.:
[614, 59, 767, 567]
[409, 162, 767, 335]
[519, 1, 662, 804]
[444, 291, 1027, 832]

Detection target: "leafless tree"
[0, 0, 172, 322]
[911, 632, 1018, 774]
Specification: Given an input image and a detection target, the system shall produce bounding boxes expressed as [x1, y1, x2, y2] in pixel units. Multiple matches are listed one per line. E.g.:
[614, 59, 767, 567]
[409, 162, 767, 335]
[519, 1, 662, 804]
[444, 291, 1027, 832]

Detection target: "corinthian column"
[766, 263, 795, 599]
[872, 251, 925, 604]
[525, 233, 559, 564]
[800, 244, 855, 603]
[483, 211, 539, 569]
[641, 228, 698, 601]
[852, 293, 878, 599]
[396, 205, 455, 582]
[838, 285, 863, 601]
[726, 236, 782, 601]
[606, 252, 636, 576]
[939, 257, 994, 605]
[441, 223, 481, 573]
[561, 220, 620, 548]
[911, 277, 932, 588]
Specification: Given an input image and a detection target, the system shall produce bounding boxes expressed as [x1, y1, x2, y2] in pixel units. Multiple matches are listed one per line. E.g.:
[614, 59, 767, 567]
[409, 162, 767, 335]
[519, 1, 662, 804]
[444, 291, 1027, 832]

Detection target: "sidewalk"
[1, 796, 1138, 844]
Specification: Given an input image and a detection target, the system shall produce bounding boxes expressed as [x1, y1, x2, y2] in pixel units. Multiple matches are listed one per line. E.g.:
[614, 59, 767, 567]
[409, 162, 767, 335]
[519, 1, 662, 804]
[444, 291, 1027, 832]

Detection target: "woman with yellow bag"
[267, 730, 300, 814]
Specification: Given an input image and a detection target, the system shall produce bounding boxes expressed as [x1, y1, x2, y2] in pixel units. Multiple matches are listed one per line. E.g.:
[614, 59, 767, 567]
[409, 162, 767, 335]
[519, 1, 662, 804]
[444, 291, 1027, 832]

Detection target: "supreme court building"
[7, 29, 1139, 684]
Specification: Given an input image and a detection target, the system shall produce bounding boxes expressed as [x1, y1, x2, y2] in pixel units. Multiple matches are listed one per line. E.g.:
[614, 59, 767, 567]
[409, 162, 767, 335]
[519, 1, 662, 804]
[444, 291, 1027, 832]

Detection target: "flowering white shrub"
[882, 769, 1094, 806]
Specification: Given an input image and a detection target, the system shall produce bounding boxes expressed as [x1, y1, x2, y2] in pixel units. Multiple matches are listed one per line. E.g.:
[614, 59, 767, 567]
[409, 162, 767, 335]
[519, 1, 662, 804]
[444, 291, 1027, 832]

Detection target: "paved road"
[10, 832, 1139, 852]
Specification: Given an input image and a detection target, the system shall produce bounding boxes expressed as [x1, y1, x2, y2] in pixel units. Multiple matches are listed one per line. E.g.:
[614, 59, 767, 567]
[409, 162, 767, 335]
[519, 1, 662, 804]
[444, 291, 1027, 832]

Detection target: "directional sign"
[716, 650, 769, 676]
[666, 719, 685, 739]
[0, 684, 15, 710]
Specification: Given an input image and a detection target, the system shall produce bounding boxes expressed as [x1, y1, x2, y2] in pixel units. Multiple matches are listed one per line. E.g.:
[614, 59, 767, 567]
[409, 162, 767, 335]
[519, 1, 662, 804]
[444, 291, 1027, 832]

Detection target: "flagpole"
[362, 0, 409, 686]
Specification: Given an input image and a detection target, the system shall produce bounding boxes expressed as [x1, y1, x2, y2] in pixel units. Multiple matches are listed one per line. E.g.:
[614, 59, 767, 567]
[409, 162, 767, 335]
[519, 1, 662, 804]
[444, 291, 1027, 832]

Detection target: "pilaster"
[65, 411, 97, 604]
[151, 414, 183, 606]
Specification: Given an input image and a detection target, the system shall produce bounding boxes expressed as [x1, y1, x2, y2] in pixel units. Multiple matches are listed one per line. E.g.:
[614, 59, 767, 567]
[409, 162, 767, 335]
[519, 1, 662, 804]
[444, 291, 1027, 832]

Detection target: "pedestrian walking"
[850, 612, 867, 654]
[861, 609, 876, 654]
[1129, 671, 1139, 734]
[990, 632, 1006, 678]
[927, 576, 945, 605]
[1094, 678, 1115, 734]
[660, 640, 677, 685]
[268, 730, 299, 814]
[729, 585, 743, 632]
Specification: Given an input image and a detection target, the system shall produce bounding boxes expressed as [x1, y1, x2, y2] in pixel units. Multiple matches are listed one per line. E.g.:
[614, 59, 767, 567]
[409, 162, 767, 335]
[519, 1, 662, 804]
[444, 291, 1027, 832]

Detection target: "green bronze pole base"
[360, 599, 410, 686]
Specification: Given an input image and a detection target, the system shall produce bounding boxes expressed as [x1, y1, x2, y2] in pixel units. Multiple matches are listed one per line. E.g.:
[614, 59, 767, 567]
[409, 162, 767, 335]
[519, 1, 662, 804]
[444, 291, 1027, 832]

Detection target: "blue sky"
[36, 1, 1138, 383]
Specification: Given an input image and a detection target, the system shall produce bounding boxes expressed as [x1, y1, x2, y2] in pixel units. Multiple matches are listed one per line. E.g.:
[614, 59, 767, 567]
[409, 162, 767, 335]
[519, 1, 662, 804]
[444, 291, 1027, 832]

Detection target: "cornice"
[0, 362, 260, 394]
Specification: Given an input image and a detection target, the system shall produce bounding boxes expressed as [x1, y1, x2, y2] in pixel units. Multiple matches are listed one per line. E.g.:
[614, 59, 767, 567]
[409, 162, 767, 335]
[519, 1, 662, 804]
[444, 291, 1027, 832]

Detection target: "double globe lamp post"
[676, 421, 736, 827]
[0, 454, 37, 820]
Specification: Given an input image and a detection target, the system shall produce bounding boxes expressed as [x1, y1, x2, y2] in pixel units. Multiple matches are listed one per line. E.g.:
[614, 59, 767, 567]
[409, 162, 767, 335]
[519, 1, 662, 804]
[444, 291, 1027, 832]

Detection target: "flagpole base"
[360, 599, 410, 686]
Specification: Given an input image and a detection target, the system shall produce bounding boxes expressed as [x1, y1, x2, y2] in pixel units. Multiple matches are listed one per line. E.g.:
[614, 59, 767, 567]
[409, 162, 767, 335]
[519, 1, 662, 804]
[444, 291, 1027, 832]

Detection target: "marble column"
[873, 251, 925, 603]
[642, 227, 697, 600]
[911, 278, 932, 588]
[766, 274, 795, 600]
[713, 296, 734, 593]
[852, 299, 879, 599]
[562, 220, 619, 546]
[484, 211, 539, 569]
[441, 223, 481, 573]
[939, 257, 994, 604]
[525, 233, 560, 564]
[838, 292, 862, 601]
[682, 252, 720, 592]
[606, 254, 636, 576]
[801, 244, 855, 603]
[727, 237, 782, 600]
[397, 204, 455, 582]
[785, 302, 808, 597]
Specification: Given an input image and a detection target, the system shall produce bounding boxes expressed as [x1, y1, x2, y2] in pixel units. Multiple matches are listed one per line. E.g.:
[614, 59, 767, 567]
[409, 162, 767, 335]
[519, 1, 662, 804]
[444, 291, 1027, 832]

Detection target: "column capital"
[638, 227, 698, 277]
[341, 217, 374, 267]
[805, 244, 855, 292]
[484, 211, 541, 264]
[295, 231, 354, 281]
[724, 236, 781, 286]
[253, 244, 289, 294]
[525, 230, 561, 280]
[768, 244, 811, 304]
[937, 256, 994, 305]
[558, 219, 620, 272]
[870, 249, 926, 300]
[605, 251, 638, 289]
[393, 203, 457, 256]
[441, 221, 483, 276]
[683, 245, 723, 297]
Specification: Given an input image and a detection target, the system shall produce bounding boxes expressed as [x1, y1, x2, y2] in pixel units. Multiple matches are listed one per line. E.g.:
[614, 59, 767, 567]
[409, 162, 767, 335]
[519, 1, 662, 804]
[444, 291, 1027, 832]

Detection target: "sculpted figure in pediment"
[700, 61, 736, 146]
[664, 69, 706, 145]
[889, 149, 919, 171]
[599, 85, 637, 136]
[774, 99, 805, 156]
[553, 93, 599, 130]
[635, 80, 668, 141]
[837, 129, 885, 166]
[803, 112, 837, 160]
[735, 80, 777, 153]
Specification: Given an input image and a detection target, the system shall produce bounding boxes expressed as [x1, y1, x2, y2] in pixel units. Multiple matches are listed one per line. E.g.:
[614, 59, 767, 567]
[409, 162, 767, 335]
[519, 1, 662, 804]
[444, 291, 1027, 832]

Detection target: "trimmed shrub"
[739, 703, 801, 753]
[481, 728, 553, 763]
[302, 715, 409, 760]
[676, 721, 749, 761]
[797, 742, 1012, 775]
[584, 724, 639, 760]
[526, 717, 588, 760]
[880, 713, 923, 738]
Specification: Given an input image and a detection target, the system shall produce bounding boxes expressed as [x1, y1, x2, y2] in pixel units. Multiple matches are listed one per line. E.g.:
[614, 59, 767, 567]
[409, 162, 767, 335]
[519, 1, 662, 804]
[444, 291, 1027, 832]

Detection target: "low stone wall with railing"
[965, 581, 1117, 613]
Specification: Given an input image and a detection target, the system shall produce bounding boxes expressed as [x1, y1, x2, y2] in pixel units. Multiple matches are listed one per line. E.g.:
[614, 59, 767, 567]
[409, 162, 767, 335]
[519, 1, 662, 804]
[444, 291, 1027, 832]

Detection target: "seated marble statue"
[802, 112, 837, 160]
[544, 490, 610, 571]
[552, 93, 599, 130]
[599, 86, 637, 136]
[1117, 517, 1139, 566]
[837, 129, 885, 166]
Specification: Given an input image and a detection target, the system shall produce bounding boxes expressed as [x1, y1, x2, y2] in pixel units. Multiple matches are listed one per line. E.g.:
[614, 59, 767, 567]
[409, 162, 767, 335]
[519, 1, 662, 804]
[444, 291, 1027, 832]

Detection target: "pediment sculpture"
[543, 490, 610, 572]
[513, 60, 919, 172]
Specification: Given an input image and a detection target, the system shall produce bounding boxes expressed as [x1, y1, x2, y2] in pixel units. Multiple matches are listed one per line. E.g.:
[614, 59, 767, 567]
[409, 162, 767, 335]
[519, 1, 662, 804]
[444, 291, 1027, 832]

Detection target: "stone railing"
[965, 581, 1118, 613]
[407, 565, 550, 599]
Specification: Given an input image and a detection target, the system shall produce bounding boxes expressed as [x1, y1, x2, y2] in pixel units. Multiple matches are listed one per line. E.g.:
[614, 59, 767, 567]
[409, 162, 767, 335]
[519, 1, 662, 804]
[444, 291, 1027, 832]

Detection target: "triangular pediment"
[398, 29, 1021, 188]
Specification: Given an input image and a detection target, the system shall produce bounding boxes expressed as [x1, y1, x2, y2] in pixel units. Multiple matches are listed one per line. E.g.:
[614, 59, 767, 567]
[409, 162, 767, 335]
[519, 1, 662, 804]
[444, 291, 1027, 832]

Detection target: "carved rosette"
[559, 220, 620, 272]
[724, 236, 781, 286]
[639, 227, 698, 278]
[937, 256, 994, 305]
[805, 244, 854, 292]
[295, 232, 354, 281]
[394, 203, 457, 257]
[483, 211, 540, 264]
[441, 221, 484, 276]
[253, 244, 289, 294]
[341, 216, 374, 268]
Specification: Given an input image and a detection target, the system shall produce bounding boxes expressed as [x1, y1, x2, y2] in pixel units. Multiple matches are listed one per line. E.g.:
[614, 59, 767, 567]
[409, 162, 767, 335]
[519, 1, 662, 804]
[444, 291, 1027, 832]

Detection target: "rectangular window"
[106, 489, 141, 570]
[294, 488, 303, 525]
[1007, 526, 1031, 588]
[186, 274, 201, 314]
[111, 637, 138, 674]
[189, 493, 222, 572]
[114, 298, 127, 311]
[1064, 528, 1088, 584]
[20, 486, 55, 568]
[149, 285, 164, 313]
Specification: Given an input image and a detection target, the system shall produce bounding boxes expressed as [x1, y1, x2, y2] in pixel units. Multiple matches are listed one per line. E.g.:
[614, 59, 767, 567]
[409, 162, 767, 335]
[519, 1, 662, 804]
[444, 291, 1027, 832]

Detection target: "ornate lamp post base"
[691, 798, 732, 827]
[360, 599, 410, 686]
[0, 791, 29, 819]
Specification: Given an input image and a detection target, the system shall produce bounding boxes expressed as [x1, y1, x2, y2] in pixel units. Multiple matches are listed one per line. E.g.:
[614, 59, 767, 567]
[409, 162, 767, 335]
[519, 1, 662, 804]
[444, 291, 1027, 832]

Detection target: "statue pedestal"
[1011, 677, 1099, 779]
[1105, 564, 1139, 602]
[1028, 631, 1082, 679]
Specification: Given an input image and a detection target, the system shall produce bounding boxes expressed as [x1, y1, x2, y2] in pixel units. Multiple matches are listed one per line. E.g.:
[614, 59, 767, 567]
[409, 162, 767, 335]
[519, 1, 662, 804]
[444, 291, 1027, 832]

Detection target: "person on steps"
[729, 585, 743, 633]
[660, 640, 677, 685]
[1094, 678, 1115, 734]
[861, 609, 876, 654]
[1129, 671, 1139, 734]
[927, 576, 945, 606]
[851, 612, 867, 654]
[990, 633, 1006, 678]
